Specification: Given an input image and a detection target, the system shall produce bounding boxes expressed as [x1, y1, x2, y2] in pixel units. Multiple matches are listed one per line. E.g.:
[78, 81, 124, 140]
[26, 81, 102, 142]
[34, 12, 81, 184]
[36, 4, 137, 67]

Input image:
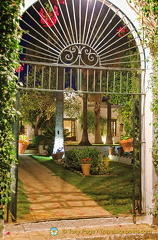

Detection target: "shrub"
[98, 154, 112, 174]
[64, 147, 101, 174]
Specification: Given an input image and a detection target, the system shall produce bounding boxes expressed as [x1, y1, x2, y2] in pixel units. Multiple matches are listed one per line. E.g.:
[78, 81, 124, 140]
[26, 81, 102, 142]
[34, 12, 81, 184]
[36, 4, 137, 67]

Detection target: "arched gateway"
[13, 0, 155, 225]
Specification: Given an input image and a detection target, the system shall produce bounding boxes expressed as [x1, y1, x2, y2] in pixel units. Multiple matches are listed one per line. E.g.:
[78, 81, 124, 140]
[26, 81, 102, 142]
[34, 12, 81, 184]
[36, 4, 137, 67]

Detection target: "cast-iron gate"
[8, 0, 146, 222]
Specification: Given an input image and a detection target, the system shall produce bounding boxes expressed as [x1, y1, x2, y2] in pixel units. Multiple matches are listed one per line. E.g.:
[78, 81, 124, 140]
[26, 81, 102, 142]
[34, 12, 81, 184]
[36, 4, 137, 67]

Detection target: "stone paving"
[17, 155, 111, 222]
[3, 218, 158, 239]
[2, 154, 158, 239]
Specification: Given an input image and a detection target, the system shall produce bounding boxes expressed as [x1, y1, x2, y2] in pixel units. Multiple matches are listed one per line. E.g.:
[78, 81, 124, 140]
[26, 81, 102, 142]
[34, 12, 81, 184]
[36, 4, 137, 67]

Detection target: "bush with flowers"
[64, 147, 101, 174]
[81, 157, 92, 164]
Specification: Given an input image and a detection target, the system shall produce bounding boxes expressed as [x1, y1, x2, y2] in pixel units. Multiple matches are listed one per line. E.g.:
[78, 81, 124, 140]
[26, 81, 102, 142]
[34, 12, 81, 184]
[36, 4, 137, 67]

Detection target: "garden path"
[5, 155, 158, 239]
[17, 154, 111, 222]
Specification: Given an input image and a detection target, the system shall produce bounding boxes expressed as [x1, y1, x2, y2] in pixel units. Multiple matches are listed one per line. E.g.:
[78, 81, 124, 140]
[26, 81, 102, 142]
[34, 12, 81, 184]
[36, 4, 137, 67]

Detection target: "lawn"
[32, 155, 140, 215]
[4, 180, 31, 222]
[17, 180, 31, 220]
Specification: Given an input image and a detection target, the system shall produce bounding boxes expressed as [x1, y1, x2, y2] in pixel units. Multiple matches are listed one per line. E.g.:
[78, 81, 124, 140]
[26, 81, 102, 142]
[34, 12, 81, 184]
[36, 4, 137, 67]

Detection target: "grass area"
[17, 180, 31, 219]
[32, 155, 140, 215]
[4, 180, 30, 222]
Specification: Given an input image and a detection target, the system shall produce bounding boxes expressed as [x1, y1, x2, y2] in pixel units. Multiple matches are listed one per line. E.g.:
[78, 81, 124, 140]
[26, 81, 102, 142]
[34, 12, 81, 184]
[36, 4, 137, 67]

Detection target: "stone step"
[24, 149, 39, 154]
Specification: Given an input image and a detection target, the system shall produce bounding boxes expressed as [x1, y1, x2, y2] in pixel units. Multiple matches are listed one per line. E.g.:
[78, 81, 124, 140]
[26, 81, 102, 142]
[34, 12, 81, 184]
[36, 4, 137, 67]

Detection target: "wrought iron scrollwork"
[59, 44, 100, 66]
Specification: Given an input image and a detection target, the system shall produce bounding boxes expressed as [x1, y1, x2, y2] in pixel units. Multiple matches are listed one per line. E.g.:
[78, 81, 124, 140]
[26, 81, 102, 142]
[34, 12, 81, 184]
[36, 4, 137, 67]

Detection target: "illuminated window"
[111, 119, 117, 136]
[64, 119, 76, 141]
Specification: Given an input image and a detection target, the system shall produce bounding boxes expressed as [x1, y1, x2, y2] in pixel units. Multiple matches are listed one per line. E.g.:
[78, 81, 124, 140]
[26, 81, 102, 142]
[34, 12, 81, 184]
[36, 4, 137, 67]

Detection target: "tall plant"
[0, 0, 23, 220]
[128, 0, 158, 166]
[110, 26, 141, 139]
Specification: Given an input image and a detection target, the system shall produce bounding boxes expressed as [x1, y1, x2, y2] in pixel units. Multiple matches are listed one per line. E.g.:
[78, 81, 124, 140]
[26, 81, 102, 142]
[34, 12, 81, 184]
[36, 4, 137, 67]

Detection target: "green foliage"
[129, 0, 158, 167]
[116, 98, 134, 139]
[0, 0, 23, 219]
[17, 180, 30, 220]
[64, 147, 101, 174]
[150, 57, 158, 167]
[129, 0, 158, 55]
[64, 92, 81, 118]
[19, 134, 29, 143]
[109, 54, 140, 139]
[20, 91, 56, 129]
[98, 154, 112, 174]
[79, 110, 107, 135]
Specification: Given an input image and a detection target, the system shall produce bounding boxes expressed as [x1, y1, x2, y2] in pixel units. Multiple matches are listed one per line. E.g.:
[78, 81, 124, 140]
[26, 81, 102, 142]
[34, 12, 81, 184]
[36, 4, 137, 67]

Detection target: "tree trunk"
[106, 100, 112, 144]
[53, 68, 64, 153]
[79, 93, 91, 146]
[94, 100, 103, 144]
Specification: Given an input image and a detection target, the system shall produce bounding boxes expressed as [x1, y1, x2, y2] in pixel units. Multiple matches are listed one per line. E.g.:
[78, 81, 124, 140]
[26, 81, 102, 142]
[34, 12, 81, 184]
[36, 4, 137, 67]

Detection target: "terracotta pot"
[119, 138, 133, 152]
[18, 142, 29, 154]
[81, 164, 91, 176]
[56, 152, 64, 159]
[52, 153, 57, 160]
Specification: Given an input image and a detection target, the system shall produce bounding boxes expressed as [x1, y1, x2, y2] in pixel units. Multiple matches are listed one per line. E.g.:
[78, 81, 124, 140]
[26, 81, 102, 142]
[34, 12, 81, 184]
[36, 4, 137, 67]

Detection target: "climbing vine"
[128, 0, 158, 167]
[0, 0, 24, 219]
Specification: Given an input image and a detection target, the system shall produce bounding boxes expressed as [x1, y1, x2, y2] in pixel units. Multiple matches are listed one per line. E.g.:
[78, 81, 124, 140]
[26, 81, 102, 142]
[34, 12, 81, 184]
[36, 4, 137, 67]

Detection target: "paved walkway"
[17, 154, 111, 222]
[3, 155, 158, 239]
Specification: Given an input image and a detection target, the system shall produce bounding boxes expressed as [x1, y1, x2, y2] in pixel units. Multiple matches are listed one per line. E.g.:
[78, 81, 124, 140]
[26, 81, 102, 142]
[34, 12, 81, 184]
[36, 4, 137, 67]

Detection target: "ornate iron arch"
[20, 0, 144, 69]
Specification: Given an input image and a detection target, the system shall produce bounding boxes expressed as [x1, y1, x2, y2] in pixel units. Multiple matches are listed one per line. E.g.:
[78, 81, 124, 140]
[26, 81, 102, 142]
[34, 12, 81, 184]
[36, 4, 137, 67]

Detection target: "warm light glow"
[102, 135, 106, 144]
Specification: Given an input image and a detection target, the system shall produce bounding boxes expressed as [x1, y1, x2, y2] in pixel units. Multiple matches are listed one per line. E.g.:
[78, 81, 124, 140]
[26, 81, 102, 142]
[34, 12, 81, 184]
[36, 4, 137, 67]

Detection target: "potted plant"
[119, 117, 133, 153]
[119, 135, 133, 152]
[18, 134, 30, 154]
[56, 147, 64, 159]
[80, 157, 92, 175]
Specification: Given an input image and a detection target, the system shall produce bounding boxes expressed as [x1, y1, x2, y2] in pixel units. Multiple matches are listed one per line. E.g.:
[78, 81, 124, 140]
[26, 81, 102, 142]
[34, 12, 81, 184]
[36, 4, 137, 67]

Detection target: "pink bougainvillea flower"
[39, 6, 59, 27]
[15, 65, 24, 73]
[6, 232, 10, 235]
[52, 0, 66, 5]
[132, 41, 136, 45]
[116, 26, 128, 37]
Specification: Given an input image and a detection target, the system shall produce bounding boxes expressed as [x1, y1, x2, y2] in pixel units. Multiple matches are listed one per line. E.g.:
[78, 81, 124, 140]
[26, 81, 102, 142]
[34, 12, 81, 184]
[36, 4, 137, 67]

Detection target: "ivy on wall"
[129, 0, 158, 167]
[0, 0, 24, 219]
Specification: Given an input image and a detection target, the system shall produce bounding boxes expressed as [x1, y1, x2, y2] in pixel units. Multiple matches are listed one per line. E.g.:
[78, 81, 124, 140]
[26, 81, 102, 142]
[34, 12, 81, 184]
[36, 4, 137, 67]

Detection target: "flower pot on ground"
[56, 151, 64, 159]
[18, 135, 30, 154]
[81, 164, 91, 175]
[52, 153, 57, 160]
[81, 157, 92, 175]
[119, 138, 133, 152]
[18, 142, 30, 154]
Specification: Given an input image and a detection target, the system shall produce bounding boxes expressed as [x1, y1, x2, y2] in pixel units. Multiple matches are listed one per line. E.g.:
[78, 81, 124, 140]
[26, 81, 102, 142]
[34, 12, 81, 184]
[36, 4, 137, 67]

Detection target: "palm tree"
[79, 69, 92, 145]
[88, 93, 103, 144]
[94, 94, 103, 144]
[53, 68, 64, 153]
[106, 98, 113, 144]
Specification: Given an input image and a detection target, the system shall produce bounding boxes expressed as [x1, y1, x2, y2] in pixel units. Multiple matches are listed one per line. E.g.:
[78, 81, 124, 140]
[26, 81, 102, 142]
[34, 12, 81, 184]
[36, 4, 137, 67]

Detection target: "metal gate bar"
[17, 62, 144, 95]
